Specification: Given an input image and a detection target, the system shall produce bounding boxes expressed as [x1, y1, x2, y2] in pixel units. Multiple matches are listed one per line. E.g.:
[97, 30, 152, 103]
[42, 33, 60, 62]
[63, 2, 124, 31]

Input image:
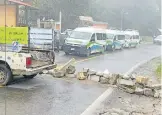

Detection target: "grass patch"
[156, 64, 161, 79]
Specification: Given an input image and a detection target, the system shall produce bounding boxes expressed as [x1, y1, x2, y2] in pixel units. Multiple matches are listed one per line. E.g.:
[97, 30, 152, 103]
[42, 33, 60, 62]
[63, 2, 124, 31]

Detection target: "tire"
[24, 74, 37, 79]
[86, 48, 91, 57]
[120, 45, 124, 50]
[111, 45, 115, 51]
[0, 64, 12, 86]
[128, 44, 131, 48]
[65, 52, 69, 55]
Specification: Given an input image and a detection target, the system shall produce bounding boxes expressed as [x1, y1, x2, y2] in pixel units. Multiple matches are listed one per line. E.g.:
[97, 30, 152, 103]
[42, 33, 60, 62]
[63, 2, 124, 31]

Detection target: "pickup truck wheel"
[0, 64, 12, 86]
[24, 74, 37, 79]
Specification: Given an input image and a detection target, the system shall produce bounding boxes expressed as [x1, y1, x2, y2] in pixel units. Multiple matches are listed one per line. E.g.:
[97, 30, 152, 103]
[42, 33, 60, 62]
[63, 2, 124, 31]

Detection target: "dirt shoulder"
[94, 57, 161, 115]
[131, 57, 161, 84]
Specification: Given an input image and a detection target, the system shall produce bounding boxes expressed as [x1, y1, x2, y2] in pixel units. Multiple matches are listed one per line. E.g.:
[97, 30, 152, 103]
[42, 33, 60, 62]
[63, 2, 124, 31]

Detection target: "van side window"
[91, 34, 96, 41]
[96, 33, 102, 40]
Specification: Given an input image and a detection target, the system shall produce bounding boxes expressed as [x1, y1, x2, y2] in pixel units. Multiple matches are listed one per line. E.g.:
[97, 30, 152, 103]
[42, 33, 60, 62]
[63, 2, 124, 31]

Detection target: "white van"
[63, 27, 107, 56]
[124, 30, 140, 48]
[105, 30, 126, 51]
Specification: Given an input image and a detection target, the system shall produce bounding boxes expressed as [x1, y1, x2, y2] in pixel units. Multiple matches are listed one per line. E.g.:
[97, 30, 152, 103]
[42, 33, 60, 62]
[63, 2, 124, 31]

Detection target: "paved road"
[0, 44, 160, 115]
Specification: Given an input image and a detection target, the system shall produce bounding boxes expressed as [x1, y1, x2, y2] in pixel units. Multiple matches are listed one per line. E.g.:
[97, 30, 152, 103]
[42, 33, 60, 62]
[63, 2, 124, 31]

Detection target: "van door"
[96, 33, 106, 48]
[88, 33, 99, 54]
[113, 35, 120, 49]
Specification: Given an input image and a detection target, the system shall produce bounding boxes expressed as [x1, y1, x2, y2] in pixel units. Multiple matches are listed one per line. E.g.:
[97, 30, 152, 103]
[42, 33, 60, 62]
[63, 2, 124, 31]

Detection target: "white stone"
[109, 74, 119, 85]
[100, 77, 109, 84]
[144, 88, 154, 97]
[135, 87, 144, 95]
[96, 71, 103, 76]
[117, 79, 135, 87]
[89, 75, 100, 82]
[83, 68, 89, 73]
[150, 84, 162, 90]
[66, 74, 76, 78]
[52, 70, 65, 78]
[88, 70, 96, 75]
[122, 74, 131, 80]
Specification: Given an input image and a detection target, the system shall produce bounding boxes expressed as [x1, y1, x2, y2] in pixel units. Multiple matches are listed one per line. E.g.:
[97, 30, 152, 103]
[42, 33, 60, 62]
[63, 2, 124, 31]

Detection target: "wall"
[0, 5, 16, 27]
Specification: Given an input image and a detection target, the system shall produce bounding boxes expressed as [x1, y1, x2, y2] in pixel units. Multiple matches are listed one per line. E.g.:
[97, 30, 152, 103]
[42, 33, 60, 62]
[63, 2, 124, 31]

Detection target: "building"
[0, 0, 38, 27]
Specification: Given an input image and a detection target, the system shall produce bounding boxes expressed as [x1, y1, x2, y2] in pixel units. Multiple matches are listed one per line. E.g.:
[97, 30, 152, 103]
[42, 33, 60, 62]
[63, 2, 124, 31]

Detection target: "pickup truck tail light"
[26, 57, 32, 68]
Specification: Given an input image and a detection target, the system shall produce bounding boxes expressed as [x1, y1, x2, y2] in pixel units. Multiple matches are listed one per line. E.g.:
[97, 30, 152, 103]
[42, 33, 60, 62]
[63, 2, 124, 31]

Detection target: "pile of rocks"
[48, 65, 76, 78]
[79, 68, 162, 98]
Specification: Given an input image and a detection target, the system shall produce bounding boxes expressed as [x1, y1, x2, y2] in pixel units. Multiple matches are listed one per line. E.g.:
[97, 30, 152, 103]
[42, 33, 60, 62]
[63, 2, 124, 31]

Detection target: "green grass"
[156, 64, 161, 79]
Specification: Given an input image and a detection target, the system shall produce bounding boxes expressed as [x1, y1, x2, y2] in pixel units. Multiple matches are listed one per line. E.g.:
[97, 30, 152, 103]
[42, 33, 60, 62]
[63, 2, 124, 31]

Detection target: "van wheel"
[111, 45, 115, 51]
[120, 45, 123, 50]
[86, 48, 91, 57]
[65, 52, 69, 55]
[24, 74, 37, 79]
[128, 44, 131, 48]
[0, 64, 12, 86]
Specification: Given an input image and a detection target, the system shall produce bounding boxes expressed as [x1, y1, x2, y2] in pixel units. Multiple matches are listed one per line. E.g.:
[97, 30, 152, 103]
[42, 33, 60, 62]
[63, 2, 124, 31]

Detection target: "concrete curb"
[124, 60, 148, 76]
[80, 57, 159, 115]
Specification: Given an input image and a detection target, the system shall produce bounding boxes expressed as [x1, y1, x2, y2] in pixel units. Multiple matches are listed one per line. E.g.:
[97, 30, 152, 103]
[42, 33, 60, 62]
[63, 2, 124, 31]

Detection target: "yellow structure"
[0, 5, 16, 27]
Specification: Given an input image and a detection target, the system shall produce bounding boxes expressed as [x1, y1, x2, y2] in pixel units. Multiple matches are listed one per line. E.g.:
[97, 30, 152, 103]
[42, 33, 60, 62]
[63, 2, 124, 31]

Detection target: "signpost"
[0, 27, 28, 45]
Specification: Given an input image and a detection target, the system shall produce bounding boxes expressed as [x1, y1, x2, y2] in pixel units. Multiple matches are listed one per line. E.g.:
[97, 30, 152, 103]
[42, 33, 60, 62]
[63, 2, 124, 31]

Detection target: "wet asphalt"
[0, 43, 161, 115]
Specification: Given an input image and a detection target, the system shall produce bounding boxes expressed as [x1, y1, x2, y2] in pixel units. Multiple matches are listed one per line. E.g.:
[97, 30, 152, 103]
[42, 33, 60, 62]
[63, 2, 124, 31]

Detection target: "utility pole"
[120, 9, 128, 31]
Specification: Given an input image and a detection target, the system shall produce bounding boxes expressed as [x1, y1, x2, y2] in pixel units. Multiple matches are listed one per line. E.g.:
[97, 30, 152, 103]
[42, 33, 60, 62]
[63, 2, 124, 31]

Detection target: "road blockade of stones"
[78, 68, 162, 98]
[46, 65, 161, 98]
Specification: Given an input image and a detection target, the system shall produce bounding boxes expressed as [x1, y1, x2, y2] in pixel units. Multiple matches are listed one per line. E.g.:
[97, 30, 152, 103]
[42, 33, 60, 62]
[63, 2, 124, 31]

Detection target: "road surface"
[0, 44, 160, 115]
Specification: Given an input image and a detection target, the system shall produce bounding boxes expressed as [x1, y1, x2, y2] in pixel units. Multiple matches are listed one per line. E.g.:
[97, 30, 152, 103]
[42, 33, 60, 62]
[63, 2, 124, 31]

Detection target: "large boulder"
[109, 74, 120, 85]
[88, 69, 96, 75]
[88, 75, 100, 82]
[100, 77, 109, 84]
[77, 72, 86, 80]
[52, 70, 65, 78]
[66, 65, 76, 74]
[83, 68, 89, 76]
[122, 74, 131, 80]
[96, 71, 103, 77]
[118, 85, 135, 94]
[117, 79, 135, 87]
[135, 87, 144, 95]
[144, 88, 154, 97]
[150, 84, 162, 90]
[136, 76, 149, 85]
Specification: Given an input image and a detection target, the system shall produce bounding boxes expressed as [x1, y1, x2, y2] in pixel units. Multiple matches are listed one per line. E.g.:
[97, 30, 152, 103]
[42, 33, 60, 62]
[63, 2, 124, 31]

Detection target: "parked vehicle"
[124, 30, 140, 48]
[153, 35, 162, 45]
[63, 27, 106, 56]
[0, 27, 55, 86]
[105, 30, 125, 51]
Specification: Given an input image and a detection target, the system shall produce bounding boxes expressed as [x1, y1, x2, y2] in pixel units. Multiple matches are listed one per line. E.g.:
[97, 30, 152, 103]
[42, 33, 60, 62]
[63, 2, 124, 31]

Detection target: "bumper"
[154, 41, 162, 45]
[63, 44, 88, 55]
[13, 64, 56, 76]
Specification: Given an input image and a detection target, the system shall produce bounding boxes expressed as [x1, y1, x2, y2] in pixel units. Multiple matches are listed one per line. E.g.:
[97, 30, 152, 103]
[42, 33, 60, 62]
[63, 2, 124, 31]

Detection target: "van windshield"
[70, 31, 92, 40]
[118, 35, 125, 40]
[106, 33, 114, 39]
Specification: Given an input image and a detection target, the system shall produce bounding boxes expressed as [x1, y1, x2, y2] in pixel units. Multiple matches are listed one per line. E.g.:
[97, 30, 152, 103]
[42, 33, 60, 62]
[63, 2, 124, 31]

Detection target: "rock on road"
[0, 44, 160, 115]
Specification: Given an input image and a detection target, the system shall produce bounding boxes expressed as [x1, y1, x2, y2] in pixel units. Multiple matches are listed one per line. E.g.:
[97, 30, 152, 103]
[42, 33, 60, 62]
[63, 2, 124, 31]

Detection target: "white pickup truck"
[0, 51, 55, 86]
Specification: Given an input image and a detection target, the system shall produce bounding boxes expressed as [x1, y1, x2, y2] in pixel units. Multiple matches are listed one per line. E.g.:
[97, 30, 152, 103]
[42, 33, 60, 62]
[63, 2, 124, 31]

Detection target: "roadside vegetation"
[156, 64, 161, 79]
